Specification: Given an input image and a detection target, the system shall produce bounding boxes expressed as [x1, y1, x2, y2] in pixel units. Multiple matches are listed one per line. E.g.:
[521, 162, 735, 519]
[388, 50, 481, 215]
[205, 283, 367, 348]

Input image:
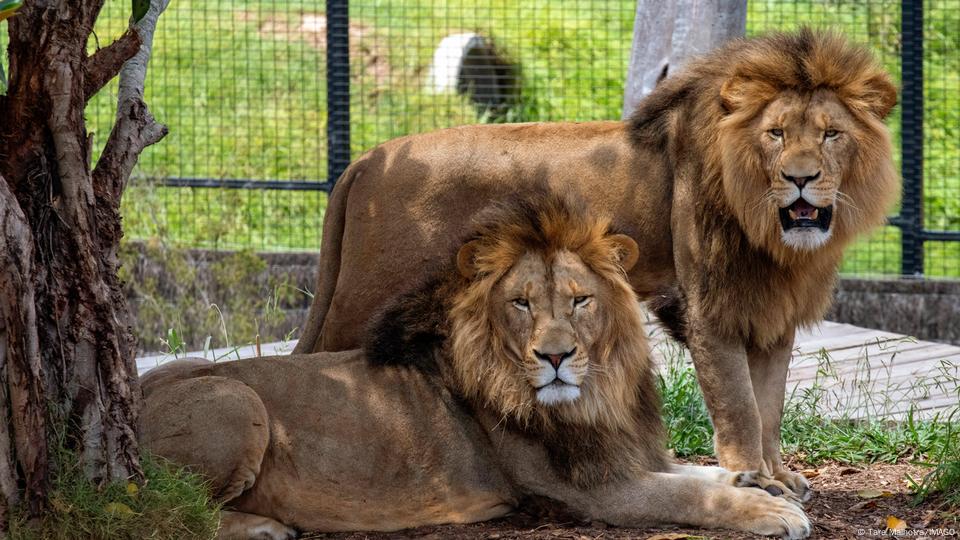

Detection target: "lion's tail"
[292, 162, 361, 354]
[648, 287, 689, 346]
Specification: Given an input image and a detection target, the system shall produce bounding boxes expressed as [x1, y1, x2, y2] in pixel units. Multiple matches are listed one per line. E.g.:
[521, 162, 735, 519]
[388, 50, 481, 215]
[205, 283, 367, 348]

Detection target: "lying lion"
[293, 29, 899, 500]
[141, 197, 810, 539]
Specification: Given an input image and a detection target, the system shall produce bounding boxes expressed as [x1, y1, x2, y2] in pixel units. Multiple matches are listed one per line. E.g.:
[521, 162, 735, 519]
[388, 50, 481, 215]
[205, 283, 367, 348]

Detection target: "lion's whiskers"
[750, 189, 778, 213]
[586, 363, 613, 377]
[836, 191, 862, 218]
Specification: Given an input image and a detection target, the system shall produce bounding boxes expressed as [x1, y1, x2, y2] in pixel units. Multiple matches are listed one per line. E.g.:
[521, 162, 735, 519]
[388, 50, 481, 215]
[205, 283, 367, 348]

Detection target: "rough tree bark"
[0, 0, 169, 524]
[622, 0, 747, 118]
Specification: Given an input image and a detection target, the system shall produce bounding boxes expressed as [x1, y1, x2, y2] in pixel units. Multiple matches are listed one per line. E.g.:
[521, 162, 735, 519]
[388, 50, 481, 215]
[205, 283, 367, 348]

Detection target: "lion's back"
[318, 121, 673, 351]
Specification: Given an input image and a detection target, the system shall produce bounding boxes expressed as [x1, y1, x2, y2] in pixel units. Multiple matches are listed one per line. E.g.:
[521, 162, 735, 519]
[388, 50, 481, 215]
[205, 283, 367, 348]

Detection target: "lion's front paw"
[218, 510, 298, 540]
[731, 470, 805, 506]
[735, 488, 811, 539]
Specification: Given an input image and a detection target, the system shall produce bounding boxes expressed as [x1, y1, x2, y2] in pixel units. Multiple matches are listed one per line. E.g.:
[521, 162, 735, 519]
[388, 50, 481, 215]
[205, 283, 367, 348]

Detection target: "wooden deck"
[645, 319, 960, 420]
[137, 320, 960, 421]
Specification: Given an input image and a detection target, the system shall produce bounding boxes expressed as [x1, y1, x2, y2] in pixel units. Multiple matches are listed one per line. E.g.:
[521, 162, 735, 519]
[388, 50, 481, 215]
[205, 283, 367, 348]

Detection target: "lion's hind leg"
[141, 375, 271, 502]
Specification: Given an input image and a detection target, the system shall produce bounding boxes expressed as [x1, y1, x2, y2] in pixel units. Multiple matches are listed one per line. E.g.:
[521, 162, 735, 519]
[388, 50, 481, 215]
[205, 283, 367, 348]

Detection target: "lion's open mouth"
[779, 199, 832, 232]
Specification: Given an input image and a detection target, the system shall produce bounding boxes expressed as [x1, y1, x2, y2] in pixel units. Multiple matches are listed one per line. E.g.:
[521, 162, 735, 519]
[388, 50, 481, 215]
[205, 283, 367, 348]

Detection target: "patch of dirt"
[233, 11, 390, 86]
[306, 462, 958, 540]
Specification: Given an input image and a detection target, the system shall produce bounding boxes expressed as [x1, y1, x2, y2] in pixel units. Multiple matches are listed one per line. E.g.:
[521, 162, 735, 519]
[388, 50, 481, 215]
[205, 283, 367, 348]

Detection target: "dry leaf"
[849, 499, 878, 511]
[857, 489, 893, 499]
[104, 502, 135, 517]
[50, 496, 72, 514]
[886, 515, 907, 531]
[801, 469, 820, 479]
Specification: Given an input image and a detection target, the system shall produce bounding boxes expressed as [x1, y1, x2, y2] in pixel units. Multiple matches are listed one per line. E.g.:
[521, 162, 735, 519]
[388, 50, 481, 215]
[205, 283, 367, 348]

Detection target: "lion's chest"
[697, 239, 839, 349]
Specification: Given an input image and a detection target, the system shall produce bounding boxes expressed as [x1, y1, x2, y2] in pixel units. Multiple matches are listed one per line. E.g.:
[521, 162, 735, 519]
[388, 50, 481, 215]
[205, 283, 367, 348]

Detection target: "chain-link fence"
[75, 0, 960, 277]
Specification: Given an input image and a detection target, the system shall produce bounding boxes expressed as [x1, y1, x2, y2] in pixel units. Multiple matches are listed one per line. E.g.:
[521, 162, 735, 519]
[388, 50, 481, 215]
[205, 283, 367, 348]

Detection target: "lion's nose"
[534, 348, 577, 369]
[780, 170, 821, 189]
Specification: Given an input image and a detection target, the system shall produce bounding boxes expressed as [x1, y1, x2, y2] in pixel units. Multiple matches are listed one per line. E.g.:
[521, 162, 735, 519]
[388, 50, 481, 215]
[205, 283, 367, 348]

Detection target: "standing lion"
[141, 197, 809, 539]
[293, 29, 899, 500]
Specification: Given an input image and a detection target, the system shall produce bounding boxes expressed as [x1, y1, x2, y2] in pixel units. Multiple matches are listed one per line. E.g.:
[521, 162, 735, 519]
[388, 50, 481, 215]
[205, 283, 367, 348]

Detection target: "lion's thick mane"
[634, 29, 898, 347]
[366, 197, 667, 488]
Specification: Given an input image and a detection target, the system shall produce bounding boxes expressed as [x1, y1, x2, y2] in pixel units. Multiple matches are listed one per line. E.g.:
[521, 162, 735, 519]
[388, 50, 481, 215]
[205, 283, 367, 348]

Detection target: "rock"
[425, 33, 518, 113]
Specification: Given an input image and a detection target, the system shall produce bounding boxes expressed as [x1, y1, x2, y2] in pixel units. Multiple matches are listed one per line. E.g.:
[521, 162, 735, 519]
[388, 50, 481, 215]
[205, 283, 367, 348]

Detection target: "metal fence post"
[900, 0, 924, 276]
[326, 0, 351, 187]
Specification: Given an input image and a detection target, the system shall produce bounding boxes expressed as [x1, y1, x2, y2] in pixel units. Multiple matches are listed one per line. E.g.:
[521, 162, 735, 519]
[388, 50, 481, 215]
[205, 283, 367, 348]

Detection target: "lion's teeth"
[811, 208, 819, 220]
[788, 209, 798, 220]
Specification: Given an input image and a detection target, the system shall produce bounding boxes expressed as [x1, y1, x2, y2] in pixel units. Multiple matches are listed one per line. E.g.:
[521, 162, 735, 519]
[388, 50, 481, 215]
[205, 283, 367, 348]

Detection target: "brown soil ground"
[234, 11, 390, 85]
[306, 461, 959, 540]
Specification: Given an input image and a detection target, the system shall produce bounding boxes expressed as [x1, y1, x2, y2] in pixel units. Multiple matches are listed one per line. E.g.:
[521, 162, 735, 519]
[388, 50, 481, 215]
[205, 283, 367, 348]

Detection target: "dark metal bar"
[326, 0, 351, 187]
[922, 230, 960, 242]
[134, 177, 333, 192]
[884, 218, 960, 243]
[886, 215, 908, 229]
[899, 0, 924, 276]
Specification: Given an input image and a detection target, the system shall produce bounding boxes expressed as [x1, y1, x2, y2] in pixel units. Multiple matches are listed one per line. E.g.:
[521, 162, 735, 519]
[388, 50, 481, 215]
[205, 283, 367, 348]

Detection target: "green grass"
[656, 341, 960, 507]
[9, 447, 219, 540]
[4, 1, 958, 269]
[910, 408, 960, 509]
[77, 1, 958, 275]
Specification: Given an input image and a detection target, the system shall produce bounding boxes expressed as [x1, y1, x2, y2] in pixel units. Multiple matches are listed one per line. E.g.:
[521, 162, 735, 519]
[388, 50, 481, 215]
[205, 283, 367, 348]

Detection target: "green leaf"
[131, 0, 149, 23]
[0, 0, 23, 23]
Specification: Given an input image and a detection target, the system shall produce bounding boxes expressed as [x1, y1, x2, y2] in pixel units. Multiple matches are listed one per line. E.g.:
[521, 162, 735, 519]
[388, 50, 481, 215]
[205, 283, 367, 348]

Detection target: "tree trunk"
[622, 0, 747, 118]
[0, 0, 168, 524]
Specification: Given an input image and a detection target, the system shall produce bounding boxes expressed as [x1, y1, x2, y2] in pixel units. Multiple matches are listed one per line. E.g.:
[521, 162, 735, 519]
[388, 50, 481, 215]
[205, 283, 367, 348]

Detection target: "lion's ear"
[456, 240, 483, 279]
[720, 77, 776, 113]
[851, 74, 898, 120]
[720, 77, 748, 112]
[608, 234, 639, 272]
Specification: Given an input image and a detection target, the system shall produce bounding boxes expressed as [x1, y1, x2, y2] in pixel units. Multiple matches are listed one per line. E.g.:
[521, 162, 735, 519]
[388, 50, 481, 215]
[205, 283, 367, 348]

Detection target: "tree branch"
[92, 0, 171, 197]
[0, 175, 48, 515]
[83, 30, 142, 102]
[622, 0, 746, 118]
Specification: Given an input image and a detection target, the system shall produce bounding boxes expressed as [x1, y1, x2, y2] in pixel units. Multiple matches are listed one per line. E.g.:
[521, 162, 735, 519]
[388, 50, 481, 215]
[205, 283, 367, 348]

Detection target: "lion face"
[755, 89, 858, 251]
[448, 200, 647, 425]
[712, 31, 899, 262]
[493, 250, 604, 406]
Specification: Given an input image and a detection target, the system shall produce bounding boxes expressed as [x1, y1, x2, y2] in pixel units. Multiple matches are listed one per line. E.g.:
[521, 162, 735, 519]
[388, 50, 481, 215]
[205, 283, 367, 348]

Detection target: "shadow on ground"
[306, 462, 957, 540]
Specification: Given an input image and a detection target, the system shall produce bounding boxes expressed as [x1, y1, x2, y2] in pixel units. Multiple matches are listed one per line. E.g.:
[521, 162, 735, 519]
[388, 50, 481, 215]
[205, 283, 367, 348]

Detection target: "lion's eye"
[824, 129, 840, 140]
[573, 295, 592, 308]
[511, 298, 530, 311]
[768, 128, 784, 139]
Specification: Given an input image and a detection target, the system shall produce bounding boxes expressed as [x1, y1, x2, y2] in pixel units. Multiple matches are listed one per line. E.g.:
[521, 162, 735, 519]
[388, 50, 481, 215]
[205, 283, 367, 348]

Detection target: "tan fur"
[141, 199, 810, 539]
[292, 30, 898, 500]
